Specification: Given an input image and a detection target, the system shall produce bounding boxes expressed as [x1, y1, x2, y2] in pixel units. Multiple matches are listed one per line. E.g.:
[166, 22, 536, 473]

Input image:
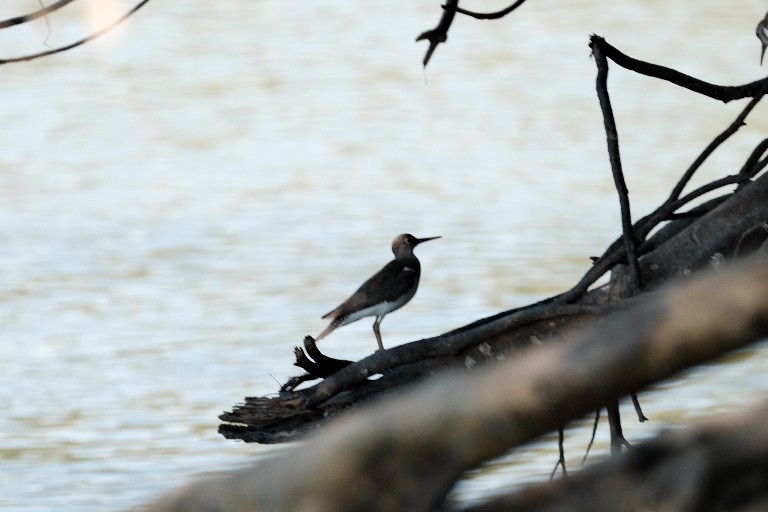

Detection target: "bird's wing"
[322, 260, 419, 320]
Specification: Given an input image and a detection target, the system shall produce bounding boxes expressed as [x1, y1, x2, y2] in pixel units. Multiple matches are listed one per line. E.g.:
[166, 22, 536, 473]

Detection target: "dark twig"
[0, 0, 76, 29]
[590, 35, 768, 103]
[549, 428, 568, 480]
[280, 337, 354, 392]
[416, 0, 457, 66]
[582, 409, 600, 464]
[606, 401, 631, 456]
[591, 37, 641, 294]
[0, 0, 152, 65]
[453, 0, 529, 20]
[670, 95, 764, 200]
[631, 392, 648, 422]
[737, 138, 768, 188]
[559, 172, 747, 304]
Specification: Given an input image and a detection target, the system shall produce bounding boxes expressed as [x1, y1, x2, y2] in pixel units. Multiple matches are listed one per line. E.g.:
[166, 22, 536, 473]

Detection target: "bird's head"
[391, 233, 441, 255]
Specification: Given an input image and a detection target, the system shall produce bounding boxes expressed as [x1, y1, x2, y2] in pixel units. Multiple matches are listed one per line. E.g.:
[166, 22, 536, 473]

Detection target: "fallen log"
[220, 171, 768, 443]
[151, 254, 768, 512]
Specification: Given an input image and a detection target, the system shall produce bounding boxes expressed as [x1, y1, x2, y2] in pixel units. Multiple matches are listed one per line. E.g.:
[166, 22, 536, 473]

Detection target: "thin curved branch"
[0, 0, 76, 29]
[737, 138, 768, 185]
[0, 0, 153, 65]
[560, 168, 760, 306]
[557, 64, 767, 305]
[670, 95, 764, 201]
[589, 35, 768, 103]
[453, 0, 529, 20]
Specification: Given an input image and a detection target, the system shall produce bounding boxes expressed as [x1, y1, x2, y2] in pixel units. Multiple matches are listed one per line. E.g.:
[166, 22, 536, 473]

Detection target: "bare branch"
[0, 0, 75, 29]
[591, 37, 641, 298]
[416, 0, 457, 67]
[0, 0, 153, 65]
[454, 0, 529, 20]
[589, 35, 768, 102]
[670, 95, 764, 201]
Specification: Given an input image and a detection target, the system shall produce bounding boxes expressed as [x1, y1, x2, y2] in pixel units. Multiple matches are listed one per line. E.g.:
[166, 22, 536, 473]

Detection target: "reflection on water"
[1, 0, 767, 509]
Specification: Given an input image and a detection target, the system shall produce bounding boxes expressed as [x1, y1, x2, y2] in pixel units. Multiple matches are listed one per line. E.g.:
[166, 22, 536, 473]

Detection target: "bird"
[316, 233, 440, 351]
[757, 11, 768, 65]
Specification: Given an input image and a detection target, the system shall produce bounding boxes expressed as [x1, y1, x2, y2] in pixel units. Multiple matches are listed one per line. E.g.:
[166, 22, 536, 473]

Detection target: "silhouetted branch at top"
[416, 0, 458, 66]
[453, 0, 529, 20]
[417, 0, 530, 66]
[0, 0, 153, 65]
[0, 0, 76, 29]
[589, 35, 768, 102]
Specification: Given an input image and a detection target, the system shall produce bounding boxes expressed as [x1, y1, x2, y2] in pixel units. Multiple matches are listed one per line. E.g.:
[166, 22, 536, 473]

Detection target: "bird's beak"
[414, 236, 441, 246]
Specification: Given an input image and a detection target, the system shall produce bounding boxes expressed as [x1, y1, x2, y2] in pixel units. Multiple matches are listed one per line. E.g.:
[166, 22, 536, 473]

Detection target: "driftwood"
[149, 254, 768, 512]
[219, 169, 768, 444]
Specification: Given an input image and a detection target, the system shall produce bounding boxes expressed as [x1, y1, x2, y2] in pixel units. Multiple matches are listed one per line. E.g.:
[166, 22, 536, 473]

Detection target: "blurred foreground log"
[149, 254, 768, 512]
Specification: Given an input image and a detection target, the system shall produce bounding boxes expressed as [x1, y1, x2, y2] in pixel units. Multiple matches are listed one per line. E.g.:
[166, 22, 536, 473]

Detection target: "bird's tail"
[316, 314, 342, 341]
[321, 306, 339, 320]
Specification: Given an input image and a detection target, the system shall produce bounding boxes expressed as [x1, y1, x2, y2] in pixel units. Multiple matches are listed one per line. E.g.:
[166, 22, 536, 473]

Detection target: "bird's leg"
[372, 316, 385, 351]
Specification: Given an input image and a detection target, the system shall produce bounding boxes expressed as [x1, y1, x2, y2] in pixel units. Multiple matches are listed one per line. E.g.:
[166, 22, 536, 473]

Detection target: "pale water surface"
[1, 0, 768, 510]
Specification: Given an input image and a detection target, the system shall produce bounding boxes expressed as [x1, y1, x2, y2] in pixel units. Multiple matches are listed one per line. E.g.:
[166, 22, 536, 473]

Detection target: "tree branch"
[416, 0, 458, 66]
[0, 0, 153, 65]
[0, 0, 76, 29]
[591, 34, 641, 296]
[670, 95, 763, 200]
[453, 0, 529, 20]
[589, 35, 768, 102]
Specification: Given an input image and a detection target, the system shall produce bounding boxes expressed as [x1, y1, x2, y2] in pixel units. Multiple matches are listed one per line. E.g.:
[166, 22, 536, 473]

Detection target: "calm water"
[1, 0, 768, 510]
